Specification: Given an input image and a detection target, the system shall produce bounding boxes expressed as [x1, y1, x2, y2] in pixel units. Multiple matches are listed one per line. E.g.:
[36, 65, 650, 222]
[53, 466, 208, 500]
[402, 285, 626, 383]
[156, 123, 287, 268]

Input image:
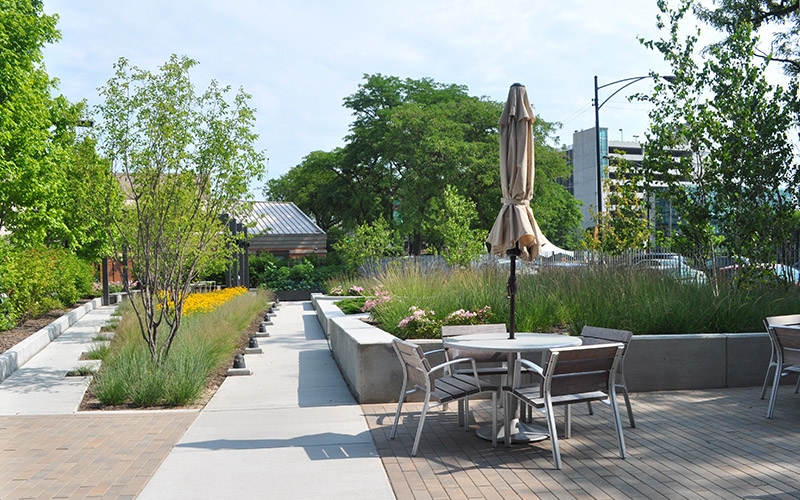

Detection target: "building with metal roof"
[246, 201, 327, 259]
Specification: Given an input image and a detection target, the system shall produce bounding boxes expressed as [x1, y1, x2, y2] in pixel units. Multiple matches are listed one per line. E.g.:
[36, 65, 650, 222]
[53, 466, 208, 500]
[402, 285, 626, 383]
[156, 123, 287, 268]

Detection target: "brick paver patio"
[2, 387, 800, 499]
[0, 412, 197, 500]
[363, 386, 800, 499]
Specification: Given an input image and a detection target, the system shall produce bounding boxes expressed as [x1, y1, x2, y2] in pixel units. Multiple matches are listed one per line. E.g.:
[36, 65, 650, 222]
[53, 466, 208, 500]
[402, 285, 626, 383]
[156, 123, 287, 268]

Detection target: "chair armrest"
[429, 357, 479, 380]
[512, 358, 544, 388]
[424, 347, 451, 364]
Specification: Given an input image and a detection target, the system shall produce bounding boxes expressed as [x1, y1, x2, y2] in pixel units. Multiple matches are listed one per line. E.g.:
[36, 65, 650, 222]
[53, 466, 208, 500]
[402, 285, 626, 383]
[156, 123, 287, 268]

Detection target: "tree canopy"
[694, 0, 800, 77]
[639, 0, 800, 279]
[0, 1, 115, 258]
[265, 74, 581, 257]
[95, 55, 266, 363]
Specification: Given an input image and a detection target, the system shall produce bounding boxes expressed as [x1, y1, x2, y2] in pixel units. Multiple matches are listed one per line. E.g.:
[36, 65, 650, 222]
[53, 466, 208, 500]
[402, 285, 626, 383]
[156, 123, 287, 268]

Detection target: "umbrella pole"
[506, 247, 521, 340]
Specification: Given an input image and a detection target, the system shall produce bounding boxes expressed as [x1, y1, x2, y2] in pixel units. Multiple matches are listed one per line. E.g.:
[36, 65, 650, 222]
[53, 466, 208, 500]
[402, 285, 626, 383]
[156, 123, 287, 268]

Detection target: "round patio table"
[443, 331, 582, 443]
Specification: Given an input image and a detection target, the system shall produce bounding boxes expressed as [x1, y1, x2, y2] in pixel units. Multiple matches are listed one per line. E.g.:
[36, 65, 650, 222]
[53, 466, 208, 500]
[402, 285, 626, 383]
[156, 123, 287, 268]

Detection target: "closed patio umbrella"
[486, 83, 551, 339]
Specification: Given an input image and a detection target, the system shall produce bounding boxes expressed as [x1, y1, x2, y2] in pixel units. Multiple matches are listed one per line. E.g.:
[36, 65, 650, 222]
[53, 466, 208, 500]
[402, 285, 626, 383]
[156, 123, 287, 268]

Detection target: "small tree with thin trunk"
[95, 55, 265, 364]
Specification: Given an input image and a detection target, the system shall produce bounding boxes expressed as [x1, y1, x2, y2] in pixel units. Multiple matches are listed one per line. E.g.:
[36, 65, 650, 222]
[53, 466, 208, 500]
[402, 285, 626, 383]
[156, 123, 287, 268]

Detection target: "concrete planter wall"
[0, 293, 125, 383]
[311, 294, 773, 404]
[275, 290, 321, 301]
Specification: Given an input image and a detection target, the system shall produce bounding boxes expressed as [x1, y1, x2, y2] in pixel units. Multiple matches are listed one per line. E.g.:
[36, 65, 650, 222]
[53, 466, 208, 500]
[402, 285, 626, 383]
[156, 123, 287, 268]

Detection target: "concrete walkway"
[0, 298, 395, 499]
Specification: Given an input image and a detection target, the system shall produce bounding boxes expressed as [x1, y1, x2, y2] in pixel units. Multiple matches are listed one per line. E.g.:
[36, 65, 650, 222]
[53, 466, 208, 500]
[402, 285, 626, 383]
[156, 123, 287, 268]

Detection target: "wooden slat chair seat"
[501, 343, 626, 470]
[579, 326, 636, 427]
[761, 314, 800, 407]
[766, 324, 800, 419]
[390, 338, 498, 456]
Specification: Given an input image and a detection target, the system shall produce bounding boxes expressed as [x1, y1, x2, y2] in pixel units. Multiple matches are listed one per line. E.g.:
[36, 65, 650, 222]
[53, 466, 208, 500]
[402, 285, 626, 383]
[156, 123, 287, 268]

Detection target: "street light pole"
[593, 74, 674, 215]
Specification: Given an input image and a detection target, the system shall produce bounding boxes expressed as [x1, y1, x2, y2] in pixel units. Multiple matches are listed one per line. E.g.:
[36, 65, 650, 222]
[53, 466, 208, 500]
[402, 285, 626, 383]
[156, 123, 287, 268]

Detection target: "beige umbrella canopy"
[486, 83, 546, 262]
[486, 83, 547, 339]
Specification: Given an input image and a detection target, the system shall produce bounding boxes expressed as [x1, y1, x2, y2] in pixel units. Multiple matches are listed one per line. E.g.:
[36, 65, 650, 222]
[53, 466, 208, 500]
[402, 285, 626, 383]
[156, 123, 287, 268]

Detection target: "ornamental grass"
[356, 265, 800, 338]
[92, 287, 267, 407]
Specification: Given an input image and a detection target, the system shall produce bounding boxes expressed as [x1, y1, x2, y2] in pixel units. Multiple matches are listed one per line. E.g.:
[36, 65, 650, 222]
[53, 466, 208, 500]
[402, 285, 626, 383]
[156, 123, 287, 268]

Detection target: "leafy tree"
[694, 0, 800, 77]
[0, 2, 116, 258]
[639, 0, 799, 279]
[332, 217, 403, 273]
[426, 185, 486, 267]
[585, 154, 652, 255]
[264, 149, 347, 232]
[267, 74, 581, 256]
[95, 55, 266, 364]
[0, 1, 63, 243]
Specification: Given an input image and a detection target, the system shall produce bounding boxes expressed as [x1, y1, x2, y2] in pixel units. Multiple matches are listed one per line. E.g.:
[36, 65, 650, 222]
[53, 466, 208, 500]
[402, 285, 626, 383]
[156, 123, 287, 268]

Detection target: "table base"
[476, 418, 549, 444]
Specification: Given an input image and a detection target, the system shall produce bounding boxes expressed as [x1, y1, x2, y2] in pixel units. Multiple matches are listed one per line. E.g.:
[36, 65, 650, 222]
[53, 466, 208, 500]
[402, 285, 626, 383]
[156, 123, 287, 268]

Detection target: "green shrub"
[334, 297, 367, 314]
[0, 242, 95, 329]
[252, 256, 340, 291]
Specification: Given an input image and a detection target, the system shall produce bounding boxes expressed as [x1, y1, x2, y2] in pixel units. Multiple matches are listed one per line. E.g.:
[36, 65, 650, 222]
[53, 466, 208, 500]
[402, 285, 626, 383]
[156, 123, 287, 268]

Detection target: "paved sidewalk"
[0, 304, 119, 415]
[137, 301, 393, 500]
[0, 299, 394, 500]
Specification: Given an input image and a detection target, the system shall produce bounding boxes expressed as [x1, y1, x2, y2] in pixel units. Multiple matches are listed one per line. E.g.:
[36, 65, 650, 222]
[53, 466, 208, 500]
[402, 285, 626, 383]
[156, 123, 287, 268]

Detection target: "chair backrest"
[392, 338, 434, 391]
[544, 343, 624, 397]
[580, 326, 633, 375]
[441, 323, 507, 363]
[764, 314, 800, 331]
[771, 325, 800, 366]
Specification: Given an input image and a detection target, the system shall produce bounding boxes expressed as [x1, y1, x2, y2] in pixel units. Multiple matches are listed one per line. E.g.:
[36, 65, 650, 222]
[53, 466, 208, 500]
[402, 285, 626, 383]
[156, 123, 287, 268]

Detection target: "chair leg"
[767, 362, 782, 419]
[586, 401, 594, 415]
[504, 392, 513, 448]
[620, 387, 636, 428]
[794, 375, 800, 394]
[491, 391, 498, 448]
[564, 404, 572, 439]
[411, 394, 432, 456]
[761, 363, 776, 399]
[544, 401, 562, 470]
[609, 393, 627, 459]
[390, 398, 405, 439]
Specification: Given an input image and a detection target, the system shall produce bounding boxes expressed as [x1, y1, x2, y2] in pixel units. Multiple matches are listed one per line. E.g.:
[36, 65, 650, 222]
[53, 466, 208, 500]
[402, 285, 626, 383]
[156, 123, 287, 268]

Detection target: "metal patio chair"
[761, 314, 800, 405]
[502, 343, 626, 469]
[765, 324, 800, 419]
[580, 326, 636, 427]
[390, 338, 498, 456]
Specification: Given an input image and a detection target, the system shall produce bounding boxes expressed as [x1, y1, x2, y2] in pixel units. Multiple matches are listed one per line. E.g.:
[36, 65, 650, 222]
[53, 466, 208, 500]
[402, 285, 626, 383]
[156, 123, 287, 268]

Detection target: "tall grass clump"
[358, 265, 800, 338]
[93, 288, 267, 407]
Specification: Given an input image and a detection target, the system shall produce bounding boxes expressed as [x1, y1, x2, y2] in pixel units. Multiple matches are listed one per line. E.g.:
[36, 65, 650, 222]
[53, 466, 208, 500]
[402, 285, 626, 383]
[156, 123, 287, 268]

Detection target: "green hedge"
[0, 242, 95, 330]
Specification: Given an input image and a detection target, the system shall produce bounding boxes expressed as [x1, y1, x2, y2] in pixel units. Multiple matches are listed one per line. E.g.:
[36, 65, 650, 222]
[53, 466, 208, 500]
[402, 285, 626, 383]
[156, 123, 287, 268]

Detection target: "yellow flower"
[160, 287, 249, 317]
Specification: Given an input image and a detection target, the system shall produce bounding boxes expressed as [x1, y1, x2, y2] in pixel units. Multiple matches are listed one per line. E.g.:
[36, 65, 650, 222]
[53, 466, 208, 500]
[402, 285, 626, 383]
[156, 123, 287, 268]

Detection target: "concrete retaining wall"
[0, 294, 125, 383]
[312, 294, 774, 403]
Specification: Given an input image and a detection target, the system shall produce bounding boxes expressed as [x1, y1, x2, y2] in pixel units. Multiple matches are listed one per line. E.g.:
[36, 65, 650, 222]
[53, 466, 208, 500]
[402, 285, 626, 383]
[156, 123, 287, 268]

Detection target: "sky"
[42, 0, 688, 198]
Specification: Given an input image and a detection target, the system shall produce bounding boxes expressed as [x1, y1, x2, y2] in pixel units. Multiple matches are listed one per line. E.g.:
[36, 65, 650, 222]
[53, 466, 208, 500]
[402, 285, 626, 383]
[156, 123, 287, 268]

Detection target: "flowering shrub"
[181, 287, 248, 317]
[443, 306, 492, 326]
[397, 306, 440, 338]
[396, 305, 494, 339]
[362, 288, 392, 312]
[327, 284, 366, 296]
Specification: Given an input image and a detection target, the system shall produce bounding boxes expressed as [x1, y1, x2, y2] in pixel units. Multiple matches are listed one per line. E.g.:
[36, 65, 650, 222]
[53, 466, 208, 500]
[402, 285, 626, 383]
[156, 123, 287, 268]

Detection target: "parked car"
[632, 256, 707, 284]
[718, 263, 800, 286]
